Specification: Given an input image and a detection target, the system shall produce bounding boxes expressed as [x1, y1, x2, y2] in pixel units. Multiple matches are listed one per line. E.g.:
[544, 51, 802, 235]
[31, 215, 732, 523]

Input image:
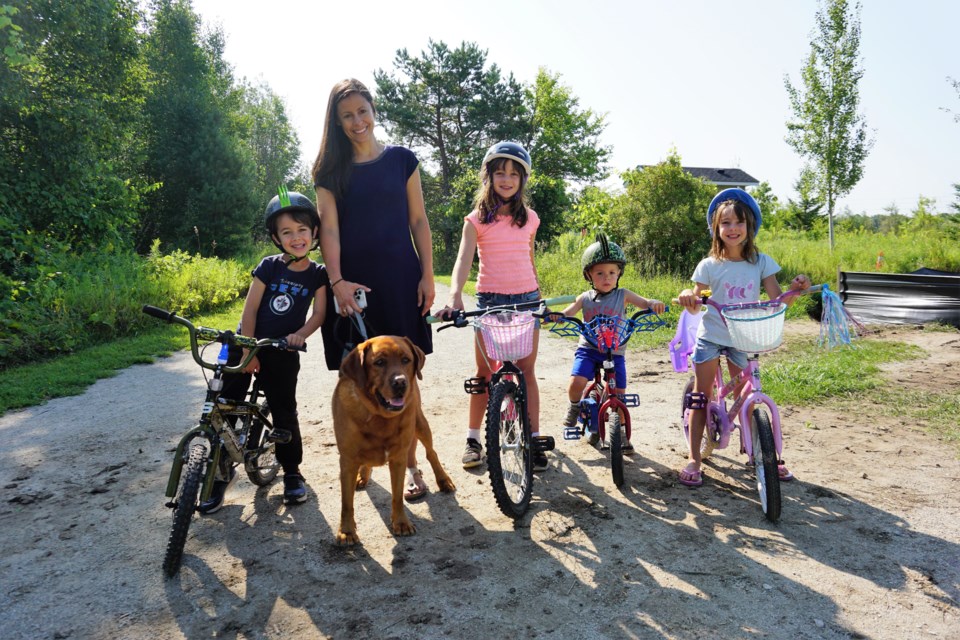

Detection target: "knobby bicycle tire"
[485, 379, 533, 519]
[751, 408, 782, 523]
[163, 442, 206, 577]
[609, 412, 624, 487]
[244, 402, 279, 486]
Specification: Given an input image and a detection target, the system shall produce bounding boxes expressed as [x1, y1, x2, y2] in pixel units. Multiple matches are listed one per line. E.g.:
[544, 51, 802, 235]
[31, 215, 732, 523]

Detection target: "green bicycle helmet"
[264, 186, 320, 252]
[581, 232, 627, 282]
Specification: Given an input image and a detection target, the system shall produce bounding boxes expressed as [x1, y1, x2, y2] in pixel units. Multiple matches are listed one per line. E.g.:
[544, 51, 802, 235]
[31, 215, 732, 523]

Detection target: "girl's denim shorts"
[476, 290, 541, 310]
[692, 337, 748, 370]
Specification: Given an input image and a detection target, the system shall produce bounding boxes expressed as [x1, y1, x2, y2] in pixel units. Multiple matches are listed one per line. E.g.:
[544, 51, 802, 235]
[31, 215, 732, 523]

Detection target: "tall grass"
[762, 228, 960, 286]
[0, 242, 257, 368]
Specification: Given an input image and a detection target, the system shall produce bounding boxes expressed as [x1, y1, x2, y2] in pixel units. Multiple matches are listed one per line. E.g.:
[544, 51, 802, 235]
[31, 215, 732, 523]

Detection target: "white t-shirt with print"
[691, 254, 781, 347]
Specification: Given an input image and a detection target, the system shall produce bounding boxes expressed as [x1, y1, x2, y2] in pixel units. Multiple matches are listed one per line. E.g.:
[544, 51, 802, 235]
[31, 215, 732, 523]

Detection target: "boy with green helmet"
[549, 233, 665, 449]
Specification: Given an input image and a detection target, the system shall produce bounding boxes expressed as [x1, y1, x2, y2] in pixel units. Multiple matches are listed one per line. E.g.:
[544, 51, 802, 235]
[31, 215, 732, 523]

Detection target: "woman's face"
[491, 159, 522, 200]
[336, 93, 375, 146]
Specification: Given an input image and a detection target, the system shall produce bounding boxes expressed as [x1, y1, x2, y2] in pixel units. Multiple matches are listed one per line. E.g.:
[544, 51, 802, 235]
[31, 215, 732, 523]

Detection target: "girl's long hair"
[709, 199, 759, 262]
[310, 79, 375, 201]
[474, 157, 529, 227]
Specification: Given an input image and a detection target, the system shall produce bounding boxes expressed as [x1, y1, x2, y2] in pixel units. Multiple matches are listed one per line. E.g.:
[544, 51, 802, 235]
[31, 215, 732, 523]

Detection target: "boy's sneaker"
[198, 467, 236, 515]
[283, 473, 308, 505]
[562, 403, 580, 428]
[533, 453, 548, 472]
[462, 438, 483, 469]
[586, 431, 600, 446]
[622, 439, 634, 454]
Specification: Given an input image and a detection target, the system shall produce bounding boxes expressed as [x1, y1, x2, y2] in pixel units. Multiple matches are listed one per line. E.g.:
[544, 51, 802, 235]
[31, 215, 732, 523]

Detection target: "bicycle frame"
[703, 357, 782, 462]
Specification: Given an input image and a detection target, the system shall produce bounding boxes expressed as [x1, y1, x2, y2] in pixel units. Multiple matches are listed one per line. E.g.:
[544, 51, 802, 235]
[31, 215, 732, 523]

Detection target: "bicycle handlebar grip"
[142, 305, 175, 322]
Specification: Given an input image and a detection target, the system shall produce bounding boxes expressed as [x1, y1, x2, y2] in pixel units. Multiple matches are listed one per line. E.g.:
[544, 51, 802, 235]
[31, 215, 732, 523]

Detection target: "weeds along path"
[0, 284, 957, 639]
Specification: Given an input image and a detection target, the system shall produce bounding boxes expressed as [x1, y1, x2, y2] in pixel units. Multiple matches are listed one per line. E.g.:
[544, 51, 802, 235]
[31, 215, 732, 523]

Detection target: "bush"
[0, 243, 252, 369]
[606, 152, 715, 276]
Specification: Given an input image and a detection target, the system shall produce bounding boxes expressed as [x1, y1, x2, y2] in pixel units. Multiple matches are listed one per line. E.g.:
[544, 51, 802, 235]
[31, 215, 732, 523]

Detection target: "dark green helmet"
[264, 186, 320, 252]
[581, 233, 626, 282]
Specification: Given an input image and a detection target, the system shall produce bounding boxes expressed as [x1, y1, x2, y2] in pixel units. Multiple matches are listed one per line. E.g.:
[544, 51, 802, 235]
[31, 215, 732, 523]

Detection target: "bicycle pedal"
[619, 393, 640, 408]
[532, 435, 555, 452]
[464, 377, 488, 394]
[266, 429, 292, 444]
[563, 426, 582, 440]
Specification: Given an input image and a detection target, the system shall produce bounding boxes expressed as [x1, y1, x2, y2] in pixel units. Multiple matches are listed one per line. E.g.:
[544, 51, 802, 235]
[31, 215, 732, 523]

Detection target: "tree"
[782, 166, 824, 231]
[138, 0, 258, 256]
[748, 181, 780, 220]
[0, 0, 146, 253]
[519, 68, 610, 242]
[785, 0, 872, 250]
[237, 79, 303, 240]
[950, 183, 960, 214]
[606, 150, 715, 275]
[944, 77, 960, 123]
[374, 40, 525, 197]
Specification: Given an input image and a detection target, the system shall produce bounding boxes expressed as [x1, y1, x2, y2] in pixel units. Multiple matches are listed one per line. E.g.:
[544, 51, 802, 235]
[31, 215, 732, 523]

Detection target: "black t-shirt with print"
[250, 254, 328, 339]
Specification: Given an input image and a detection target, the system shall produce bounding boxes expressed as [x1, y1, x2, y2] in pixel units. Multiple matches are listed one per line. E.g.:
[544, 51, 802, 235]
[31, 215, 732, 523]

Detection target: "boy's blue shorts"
[571, 347, 627, 389]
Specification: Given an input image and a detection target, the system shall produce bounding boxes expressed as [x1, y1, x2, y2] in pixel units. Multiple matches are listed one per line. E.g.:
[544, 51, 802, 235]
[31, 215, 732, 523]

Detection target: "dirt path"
[1, 285, 958, 639]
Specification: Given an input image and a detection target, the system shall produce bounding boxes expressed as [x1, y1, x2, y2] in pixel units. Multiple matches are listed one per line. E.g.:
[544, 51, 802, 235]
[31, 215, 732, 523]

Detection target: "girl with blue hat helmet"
[675, 188, 810, 487]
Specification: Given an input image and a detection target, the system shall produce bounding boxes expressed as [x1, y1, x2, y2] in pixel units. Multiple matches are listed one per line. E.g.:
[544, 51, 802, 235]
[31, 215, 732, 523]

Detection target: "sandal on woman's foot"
[404, 468, 428, 502]
[778, 464, 795, 482]
[678, 465, 703, 487]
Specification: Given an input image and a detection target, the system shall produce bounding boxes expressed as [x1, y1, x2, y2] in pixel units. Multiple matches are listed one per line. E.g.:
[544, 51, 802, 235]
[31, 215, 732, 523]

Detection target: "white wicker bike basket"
[721, 302, 788, 353]
[478, 311, 536, 361]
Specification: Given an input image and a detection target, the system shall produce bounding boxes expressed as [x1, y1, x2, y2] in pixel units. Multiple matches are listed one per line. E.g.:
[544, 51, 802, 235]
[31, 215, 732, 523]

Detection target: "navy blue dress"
[320, 145, 433, 369]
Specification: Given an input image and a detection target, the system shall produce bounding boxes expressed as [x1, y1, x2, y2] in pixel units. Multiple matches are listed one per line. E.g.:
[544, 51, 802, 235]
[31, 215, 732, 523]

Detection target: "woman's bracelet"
[330, 278, 343, 287]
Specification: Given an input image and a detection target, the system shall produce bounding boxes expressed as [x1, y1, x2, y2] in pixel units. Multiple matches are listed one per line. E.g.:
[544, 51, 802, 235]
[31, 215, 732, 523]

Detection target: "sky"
[191, 0, 960, 215]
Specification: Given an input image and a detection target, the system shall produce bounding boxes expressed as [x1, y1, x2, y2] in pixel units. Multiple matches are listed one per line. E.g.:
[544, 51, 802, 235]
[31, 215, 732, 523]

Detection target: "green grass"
[0, 300, 245, 414]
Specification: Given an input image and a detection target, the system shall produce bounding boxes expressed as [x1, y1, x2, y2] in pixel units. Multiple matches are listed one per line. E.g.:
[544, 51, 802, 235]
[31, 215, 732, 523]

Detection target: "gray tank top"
[578, 288, 627, 356]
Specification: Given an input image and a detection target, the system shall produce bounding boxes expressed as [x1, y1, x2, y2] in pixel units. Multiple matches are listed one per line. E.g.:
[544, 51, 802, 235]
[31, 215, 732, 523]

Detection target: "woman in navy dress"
[312, 78, 435, 500]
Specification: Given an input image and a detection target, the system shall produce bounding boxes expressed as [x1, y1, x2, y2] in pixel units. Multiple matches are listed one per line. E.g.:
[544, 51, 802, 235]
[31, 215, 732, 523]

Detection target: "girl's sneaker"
[462, 438, 483, 469]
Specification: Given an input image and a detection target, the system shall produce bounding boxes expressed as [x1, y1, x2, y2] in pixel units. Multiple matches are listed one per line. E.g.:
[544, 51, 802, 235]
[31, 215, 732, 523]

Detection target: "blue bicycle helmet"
[706, 188, 762, 236]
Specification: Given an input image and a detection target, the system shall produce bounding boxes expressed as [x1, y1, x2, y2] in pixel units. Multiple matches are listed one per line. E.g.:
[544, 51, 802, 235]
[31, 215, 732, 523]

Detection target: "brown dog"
[332, 335, 456, 545]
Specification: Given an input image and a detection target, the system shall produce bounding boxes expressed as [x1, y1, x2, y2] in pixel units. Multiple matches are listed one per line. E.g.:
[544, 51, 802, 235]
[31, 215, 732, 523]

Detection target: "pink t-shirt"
[466, 207, 540, 294]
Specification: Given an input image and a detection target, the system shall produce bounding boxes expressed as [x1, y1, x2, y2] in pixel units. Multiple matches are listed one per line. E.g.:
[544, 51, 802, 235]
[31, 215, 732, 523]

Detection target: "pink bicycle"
[671, 286, 823, 522]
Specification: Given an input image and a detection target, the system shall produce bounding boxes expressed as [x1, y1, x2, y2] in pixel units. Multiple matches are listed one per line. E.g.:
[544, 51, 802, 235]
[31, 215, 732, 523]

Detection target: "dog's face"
[338, 335, 425, 416]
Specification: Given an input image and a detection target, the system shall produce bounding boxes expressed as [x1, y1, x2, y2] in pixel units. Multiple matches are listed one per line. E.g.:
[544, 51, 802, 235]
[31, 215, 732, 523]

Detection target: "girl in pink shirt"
[441, 142, 549, 472]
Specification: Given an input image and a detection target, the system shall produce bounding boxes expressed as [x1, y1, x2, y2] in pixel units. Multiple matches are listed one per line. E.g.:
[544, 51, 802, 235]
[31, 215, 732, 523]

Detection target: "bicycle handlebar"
[672, 284, 824, 312]
[428, 295, 577, 330]
[142, 305, 306, 374]
[545, 308, 669, 350]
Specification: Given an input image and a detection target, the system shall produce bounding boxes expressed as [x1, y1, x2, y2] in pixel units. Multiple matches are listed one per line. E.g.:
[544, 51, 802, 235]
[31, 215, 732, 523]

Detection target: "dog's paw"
[438, 477, 457, 493]
[391, 519, 416, 537]
[355, 478, 369, 490]
[335, 529, 361, 546]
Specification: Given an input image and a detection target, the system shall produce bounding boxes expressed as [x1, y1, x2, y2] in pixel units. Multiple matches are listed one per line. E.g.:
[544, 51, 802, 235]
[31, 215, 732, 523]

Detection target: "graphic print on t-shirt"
[723, 280, 755, 301]
[268, 280, 311, 316]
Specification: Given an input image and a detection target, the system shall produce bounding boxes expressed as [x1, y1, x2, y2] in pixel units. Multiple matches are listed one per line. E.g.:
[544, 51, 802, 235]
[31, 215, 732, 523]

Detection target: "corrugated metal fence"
[838, 270, 960, 327]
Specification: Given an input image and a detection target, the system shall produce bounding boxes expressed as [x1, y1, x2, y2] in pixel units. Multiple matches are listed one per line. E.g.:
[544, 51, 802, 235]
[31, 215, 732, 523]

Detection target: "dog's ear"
[339, 340, 368, 387]
[401, 336, 426, 380]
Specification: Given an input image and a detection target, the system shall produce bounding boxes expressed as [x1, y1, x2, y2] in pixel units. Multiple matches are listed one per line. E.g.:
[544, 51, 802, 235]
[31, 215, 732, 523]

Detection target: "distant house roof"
[637, 165, 760, 188]
[682, 167, 760, 187]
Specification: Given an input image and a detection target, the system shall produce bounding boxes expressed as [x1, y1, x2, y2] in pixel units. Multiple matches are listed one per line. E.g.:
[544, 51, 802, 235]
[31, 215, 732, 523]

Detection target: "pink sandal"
[678, 466, 703, 487]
